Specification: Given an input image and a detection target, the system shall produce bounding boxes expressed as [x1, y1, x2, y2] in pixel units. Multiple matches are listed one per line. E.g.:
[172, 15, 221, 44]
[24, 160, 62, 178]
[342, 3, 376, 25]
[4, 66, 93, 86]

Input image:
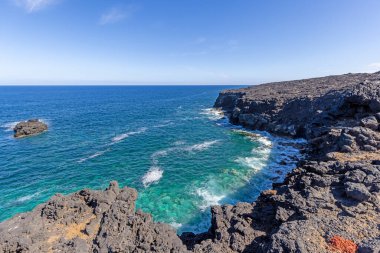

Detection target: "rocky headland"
[13, 119, 48, 138]
[1, 72, 380, 252]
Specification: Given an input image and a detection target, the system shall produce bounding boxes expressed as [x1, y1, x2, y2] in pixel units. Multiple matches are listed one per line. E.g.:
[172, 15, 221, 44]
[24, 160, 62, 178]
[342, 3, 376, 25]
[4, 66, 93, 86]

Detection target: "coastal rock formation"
[1, 72, 380, 252]
[13, 119, 48, 138]
[206, 71, 380, 252]
[0, 182, 188, 253]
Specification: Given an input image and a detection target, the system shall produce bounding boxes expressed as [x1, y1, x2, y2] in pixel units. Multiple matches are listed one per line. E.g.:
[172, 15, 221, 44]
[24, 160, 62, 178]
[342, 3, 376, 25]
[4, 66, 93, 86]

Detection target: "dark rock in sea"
[1, 72, 380, 252]
[13, 119, 48, 138]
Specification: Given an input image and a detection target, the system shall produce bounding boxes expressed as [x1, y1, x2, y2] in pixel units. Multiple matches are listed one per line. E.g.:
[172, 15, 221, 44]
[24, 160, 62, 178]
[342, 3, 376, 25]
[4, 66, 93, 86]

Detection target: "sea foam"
[196, 188, 225, 211]
[112, 127, 147, 143]
[184, 140, 220, 152]
[143, 140, 220, 188]
[1, 122, 20, 132]
[200, 108, 225, 120]
[78, 149, 109, 163]
[142, 166, 163, 187]
[15, 192, 40, 203]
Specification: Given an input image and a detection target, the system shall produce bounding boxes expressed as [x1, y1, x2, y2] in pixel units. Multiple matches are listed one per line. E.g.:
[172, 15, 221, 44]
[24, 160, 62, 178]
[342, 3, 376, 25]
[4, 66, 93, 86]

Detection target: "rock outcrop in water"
[1, 72, 380, 252]
[13, 119, 48, 138]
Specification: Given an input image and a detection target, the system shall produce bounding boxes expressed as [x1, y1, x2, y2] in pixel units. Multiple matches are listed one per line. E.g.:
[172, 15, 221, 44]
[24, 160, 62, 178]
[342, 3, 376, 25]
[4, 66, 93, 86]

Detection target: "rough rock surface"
[0, 182, 188, 253]
[1, 72, 380, 252]
[13, 119, 48, 138]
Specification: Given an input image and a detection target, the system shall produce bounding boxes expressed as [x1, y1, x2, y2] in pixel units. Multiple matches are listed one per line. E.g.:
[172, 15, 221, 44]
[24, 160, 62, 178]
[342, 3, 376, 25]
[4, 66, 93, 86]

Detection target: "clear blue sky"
[1, 0, 380, 84]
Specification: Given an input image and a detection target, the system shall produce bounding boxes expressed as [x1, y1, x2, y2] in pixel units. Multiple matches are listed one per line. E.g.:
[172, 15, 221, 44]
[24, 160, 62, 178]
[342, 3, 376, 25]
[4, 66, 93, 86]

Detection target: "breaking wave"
[15, 192, 41, 203]
[184, 140, 220, 152]
[153, 120, 174, 128]
[142, 166, 164, 187]
[78, 149, 109, 163]
[200, 108, 225, 120]
[142, 140, 221, 188]
[196, 188, 226, 211]
[1, 122, 19, 132]
[112, 127, 147, 143]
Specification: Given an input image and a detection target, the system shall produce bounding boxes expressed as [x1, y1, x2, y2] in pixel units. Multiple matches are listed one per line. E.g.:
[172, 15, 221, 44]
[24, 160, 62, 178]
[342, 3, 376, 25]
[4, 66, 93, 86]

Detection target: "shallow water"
[0, 86, 304, 233]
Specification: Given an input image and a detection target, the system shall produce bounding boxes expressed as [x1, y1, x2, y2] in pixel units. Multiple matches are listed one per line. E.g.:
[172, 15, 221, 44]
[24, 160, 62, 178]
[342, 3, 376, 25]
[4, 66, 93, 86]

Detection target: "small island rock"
[13, 119, 48, 138]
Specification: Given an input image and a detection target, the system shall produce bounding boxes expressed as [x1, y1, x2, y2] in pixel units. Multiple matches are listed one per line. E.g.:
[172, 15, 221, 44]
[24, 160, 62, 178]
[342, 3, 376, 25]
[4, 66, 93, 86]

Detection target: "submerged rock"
[13, 119, 48, 138]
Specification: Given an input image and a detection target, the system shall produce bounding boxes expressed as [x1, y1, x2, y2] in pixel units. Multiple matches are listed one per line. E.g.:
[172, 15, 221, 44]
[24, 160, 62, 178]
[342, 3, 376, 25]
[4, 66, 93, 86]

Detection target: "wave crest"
[200, 108, 225, 120]
[184, 140, 220, 152]
[112, 127, 147, 143]
[78, 149, 108, 163]
[196, 188, 225, 211]
[142, 166, 163, 187]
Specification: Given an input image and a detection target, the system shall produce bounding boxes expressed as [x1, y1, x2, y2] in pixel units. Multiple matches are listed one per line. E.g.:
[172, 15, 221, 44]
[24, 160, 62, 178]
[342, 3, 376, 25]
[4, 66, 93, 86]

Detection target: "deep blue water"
[0, 86, 303, 233]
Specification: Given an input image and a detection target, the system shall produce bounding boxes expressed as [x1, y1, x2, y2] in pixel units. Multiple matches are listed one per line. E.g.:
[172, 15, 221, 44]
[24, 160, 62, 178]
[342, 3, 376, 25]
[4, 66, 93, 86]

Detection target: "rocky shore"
[1, 72, 380, 252]
[13, 119, 48, 138]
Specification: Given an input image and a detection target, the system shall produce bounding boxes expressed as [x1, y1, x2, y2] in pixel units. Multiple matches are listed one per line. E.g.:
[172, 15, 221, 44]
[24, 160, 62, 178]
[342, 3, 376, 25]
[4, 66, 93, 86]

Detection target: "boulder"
[360, 116, 378, 131]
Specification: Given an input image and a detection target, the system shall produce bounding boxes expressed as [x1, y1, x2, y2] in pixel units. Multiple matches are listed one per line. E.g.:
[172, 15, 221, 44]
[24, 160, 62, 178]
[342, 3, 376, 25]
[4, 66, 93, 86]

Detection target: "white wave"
[233, 129, 272, 147]
[200, 108, 224, 120]
[1, 121, 20, 132]
[235, 156, 268, 171]
[37, 118, 50, 126]
[257, 136, 272, 147]
[169, 222, 183, 229]
[196, 188, 225, 211]
[142, 166, 163, 187]
[152, 150, 168, 158]
[78, 150, 108, 163]
[153, 120, 174, 128]
[151, 149, 172, 165]
[112, 127, 147, 142]
[144, 140, 220, 188]
[16, 192, 40, 203]
[184, 140, 220, 152]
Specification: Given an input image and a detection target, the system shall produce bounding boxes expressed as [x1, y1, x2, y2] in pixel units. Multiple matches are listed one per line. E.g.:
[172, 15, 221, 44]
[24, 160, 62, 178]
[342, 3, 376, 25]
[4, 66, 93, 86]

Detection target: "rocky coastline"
[1, 72, 380, 252]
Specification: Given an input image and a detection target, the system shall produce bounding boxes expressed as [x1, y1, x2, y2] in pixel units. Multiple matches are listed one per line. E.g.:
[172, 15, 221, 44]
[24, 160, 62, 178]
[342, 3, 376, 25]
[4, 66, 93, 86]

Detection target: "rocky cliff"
[1, 72, 380, 252]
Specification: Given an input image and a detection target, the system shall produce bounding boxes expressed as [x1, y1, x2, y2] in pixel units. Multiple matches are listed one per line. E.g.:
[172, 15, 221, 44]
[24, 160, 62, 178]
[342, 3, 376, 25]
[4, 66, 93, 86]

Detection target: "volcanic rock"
[13, 119, 48, 138]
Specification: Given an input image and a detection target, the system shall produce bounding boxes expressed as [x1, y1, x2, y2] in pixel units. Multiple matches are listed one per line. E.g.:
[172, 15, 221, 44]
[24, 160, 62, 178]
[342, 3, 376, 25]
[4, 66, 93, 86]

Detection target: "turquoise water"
[0, 86, 303, 233]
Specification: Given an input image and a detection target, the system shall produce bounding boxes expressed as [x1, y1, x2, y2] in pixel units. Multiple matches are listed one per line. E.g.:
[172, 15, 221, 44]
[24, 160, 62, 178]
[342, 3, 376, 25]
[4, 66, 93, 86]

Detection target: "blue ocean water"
[0, 86, 303, 233]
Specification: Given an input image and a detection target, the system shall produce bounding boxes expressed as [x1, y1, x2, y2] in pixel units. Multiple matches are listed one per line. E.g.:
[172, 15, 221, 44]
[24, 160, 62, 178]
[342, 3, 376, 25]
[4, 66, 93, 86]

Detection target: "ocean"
[0, 86, 303, 233]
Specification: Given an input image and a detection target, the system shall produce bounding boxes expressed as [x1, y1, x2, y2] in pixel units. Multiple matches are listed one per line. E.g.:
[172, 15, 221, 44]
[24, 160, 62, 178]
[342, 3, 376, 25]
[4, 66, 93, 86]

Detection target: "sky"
[0, 0, 380, 85]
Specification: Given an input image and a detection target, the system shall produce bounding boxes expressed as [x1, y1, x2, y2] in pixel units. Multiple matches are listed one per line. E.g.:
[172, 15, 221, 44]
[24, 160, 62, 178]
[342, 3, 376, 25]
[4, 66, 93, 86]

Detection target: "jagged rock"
[13, 119, 48, 138]
[0, 182, 188, 253]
